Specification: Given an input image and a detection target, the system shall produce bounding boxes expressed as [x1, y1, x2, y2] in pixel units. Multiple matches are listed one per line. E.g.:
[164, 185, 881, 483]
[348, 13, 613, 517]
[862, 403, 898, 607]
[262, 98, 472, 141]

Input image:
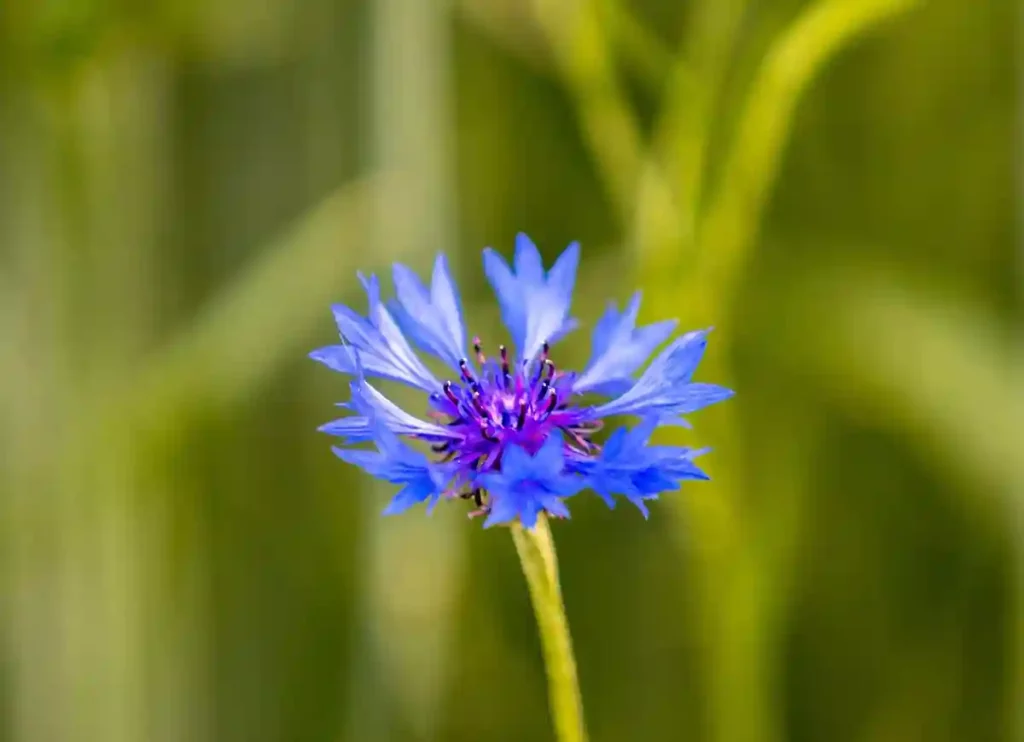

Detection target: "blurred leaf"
[596, 0, 674, 91]
[785, 268, 1022, 519]
[677, 0, 921, 324]
[530, 0, 644, 223]
[131, 174, 395, 422]
[654, 0, 750, 233]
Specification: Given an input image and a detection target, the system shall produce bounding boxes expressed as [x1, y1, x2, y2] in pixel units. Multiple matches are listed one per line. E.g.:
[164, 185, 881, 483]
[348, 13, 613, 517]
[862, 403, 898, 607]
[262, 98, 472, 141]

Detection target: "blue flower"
[311, 233, 733, 528]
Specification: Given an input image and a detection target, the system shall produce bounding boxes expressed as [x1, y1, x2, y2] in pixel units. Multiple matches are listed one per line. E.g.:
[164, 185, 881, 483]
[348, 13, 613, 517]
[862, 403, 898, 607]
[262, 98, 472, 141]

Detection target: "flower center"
[425, 337, 603, 512]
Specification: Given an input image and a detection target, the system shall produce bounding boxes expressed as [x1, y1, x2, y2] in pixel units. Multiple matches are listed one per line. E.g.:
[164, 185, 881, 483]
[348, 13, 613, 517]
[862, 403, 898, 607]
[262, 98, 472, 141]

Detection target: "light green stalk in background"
[523, 3, 926, 742]
[511, 517, 588, 742]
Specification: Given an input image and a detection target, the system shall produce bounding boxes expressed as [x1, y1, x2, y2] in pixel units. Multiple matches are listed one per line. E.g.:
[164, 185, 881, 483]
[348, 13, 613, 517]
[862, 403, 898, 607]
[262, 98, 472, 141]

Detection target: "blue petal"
[317, 275, 440, 392]
[574, 292, 677, 394]
[592, 330, 733, 419]
[311, 344, 437, 397]
[332, 423, 452, 516]
[514, 233, 545, 282]
[478, 435, 581, 527]
[483, 248, 527, 353]
[383, 480, 438, 515]
[532, 433, 567, 475]
[321, 379, 457, 442]
[483, 234, 580, 361]
[498, 443, 535, 480]
[390, 254, 467, 370]
[482, 494, 523, 528]
[523, 240, 580, 360]
[579, 420, 712, 515]
[430, 255, 467, 361]
[632, 498, 651, 519]
[538, 494, 572, 519]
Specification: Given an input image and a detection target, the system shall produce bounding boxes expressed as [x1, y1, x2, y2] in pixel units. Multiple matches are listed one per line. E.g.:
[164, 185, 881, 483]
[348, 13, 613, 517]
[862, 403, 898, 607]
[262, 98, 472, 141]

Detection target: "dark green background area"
[0, 1, 1017, 741]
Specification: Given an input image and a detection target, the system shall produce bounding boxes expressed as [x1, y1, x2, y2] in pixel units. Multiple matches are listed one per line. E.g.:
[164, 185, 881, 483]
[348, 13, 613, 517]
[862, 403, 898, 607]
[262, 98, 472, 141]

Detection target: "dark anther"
[544, 390, 558, 415]
[531, 360, 545, 386]
[540, 340, 550, 361]
[459, 359, 475, 383]
[473, 337, 485, 365]
[431, 442, 450, 453]
[537, 362, 555, 399]
[537, 381, 552, 402]
[499, 345, 510, 386]
[443, 381, 461, 406]
[516, 400, 528, 431]
[472, 488, 484, 507]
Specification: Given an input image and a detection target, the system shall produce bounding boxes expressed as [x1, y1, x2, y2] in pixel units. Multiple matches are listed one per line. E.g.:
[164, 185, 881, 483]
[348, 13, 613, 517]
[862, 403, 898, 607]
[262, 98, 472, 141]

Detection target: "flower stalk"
[512, 515, 587, 742]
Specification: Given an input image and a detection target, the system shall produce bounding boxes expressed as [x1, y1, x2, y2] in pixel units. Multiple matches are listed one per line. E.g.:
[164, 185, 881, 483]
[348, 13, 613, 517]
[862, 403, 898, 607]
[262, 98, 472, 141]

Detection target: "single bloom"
[311, 233, 733, 528]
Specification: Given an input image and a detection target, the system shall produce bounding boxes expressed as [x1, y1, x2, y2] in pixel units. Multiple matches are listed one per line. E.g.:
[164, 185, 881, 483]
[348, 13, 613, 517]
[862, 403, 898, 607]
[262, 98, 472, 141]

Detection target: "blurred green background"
[0, 0, 1018, 741]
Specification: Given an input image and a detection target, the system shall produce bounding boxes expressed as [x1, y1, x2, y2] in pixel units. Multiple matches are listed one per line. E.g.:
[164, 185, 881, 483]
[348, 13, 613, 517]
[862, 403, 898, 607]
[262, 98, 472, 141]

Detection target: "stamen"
[568, 430, 594, 452]
[442, 381, 461, 406]
[473, 337, 485, 365]
[431, 443, 450, 453]
[537, 362, 555, 400]
[531, 358, 545, 386]
[499, 345, 510, 388]
[516, 400, 527, 431]
[471, 392, 488, 417]
[543, 390, 558, 416]
[480, 425, 499, 443]
[540, 340, 550, 362]
[472, 489, 484, 507]
[459, 359, 475, 383]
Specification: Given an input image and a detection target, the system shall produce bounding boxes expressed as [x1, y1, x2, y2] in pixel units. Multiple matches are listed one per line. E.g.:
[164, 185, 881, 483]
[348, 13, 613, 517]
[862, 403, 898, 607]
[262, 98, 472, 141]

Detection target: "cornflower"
[311, 234, 732, 528]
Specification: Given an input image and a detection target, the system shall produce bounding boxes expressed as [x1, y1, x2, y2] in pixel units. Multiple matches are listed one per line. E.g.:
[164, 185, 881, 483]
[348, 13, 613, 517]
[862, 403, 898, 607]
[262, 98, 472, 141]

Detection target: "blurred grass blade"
[342, 0, 463, 739]
[654, 0, 750, 231]
[790, 272, 1023, 739]
[795, 271, 1023, 518]
[131, 174, 391, 419]
[686, 0, 920, 322]
[530, 0, 644, 223]
[596, 0, 674, 90]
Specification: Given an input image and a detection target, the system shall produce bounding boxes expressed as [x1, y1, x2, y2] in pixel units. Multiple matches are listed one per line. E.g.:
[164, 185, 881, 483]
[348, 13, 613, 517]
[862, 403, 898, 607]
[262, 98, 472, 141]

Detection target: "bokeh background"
[0, 0, 1018, 741]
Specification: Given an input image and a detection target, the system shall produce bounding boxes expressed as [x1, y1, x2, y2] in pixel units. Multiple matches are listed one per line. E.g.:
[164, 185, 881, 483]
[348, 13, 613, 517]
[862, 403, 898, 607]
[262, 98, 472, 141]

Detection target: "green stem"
[511, 515, 587, 742]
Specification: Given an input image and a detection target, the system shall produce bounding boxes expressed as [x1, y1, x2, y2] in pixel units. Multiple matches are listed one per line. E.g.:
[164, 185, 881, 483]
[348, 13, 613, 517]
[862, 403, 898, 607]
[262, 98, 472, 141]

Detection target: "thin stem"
[511, 515, 587, 742]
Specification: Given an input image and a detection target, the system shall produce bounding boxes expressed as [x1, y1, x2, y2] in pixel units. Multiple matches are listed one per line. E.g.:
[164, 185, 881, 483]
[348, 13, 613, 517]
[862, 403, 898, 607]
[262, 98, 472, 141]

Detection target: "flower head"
[311, 234, 733, 527]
